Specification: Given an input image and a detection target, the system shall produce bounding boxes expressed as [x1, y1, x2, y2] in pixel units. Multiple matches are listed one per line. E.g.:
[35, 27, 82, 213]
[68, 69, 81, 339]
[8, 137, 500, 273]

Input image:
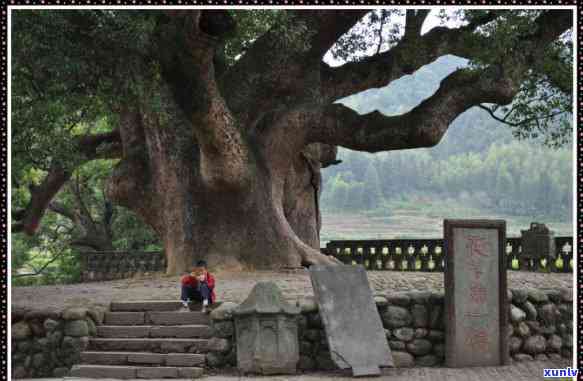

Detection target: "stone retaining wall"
[208, 287, 573, 371]
[11, 305, 107, 378]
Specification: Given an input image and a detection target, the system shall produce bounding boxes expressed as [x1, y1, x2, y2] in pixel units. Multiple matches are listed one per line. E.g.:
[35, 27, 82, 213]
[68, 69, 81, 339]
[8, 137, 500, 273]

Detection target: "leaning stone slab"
[310, 265, 393, 376]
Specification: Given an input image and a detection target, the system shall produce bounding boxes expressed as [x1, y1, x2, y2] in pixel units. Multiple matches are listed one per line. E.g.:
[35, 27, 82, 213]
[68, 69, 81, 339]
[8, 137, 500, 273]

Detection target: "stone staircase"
[70, 301, 210, 379]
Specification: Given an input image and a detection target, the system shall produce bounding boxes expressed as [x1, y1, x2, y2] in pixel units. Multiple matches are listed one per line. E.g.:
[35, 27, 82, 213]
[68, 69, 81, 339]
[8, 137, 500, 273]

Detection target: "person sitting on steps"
[180, 260, 216, 313]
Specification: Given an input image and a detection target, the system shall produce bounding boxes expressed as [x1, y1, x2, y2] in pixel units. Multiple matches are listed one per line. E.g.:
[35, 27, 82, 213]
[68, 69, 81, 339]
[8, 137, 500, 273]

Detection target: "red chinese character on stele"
[466, 235, 490, 259]
[464, 328, 490, 351]
[469, 282, 488, 305]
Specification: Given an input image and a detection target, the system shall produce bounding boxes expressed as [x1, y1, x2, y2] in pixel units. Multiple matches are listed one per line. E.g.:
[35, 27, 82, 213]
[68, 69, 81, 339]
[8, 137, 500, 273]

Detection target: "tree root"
[297, 242, 343, 267]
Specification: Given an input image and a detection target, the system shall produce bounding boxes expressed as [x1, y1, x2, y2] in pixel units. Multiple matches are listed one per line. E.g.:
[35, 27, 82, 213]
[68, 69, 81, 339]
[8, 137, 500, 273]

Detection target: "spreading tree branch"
[310, 66, 520, 152]
[404, 9, 430, 40]
[12, 130, 121, 235]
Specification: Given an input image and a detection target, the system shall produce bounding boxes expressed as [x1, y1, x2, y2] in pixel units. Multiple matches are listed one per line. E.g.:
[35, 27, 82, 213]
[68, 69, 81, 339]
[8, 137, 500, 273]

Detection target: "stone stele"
[310, 265, 394, 376]
[233, 282, 300, 375]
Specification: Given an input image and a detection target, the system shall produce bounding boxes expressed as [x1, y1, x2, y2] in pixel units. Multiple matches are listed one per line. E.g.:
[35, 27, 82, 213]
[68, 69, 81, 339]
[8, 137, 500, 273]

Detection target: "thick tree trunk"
[105, 94, 334, 274]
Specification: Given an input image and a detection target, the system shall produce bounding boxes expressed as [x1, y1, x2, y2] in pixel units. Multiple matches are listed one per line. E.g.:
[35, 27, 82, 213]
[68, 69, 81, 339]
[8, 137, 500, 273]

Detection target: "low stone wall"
[11, 305, 107, 378]
[209, 287, 573, 371]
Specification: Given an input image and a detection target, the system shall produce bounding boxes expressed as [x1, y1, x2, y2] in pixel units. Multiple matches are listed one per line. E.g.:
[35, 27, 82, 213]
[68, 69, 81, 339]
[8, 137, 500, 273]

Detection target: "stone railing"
[79, 236, 573, 280]
[207, 287, 573, 371]
[322, 236, 573, 273]
[80, 251, 165, 281]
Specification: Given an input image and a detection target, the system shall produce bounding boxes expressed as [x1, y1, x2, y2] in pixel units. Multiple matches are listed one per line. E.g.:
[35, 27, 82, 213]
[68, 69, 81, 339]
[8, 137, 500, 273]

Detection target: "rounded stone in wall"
[374, 295, 388, 307]
[382, 306, 412, 329]
[558, 304, 573, 321]
[389, 340, 406, 351]
[522, 301, 537, 321]
[525, 321, 541, 334]
[527, 289, 549, 304]
[415, 354, 439, 367]
[539, 324, 556, 335]
[515, 322, 530, 338]
[12, 321, 32, 340]
[548, 353, 562, 361]
[52, 367, 69, 378]
[12, 366, 28, 379]
[411, 304, 428, 328]
[386, 293, 410, 307]
[534, 354, 548, 361]
[406, 339, 432, 356]
[391, 351, 415, 368]
[510, 305, 526, 323]
[409, 291, 431, 305]
[523, 335, 546, 355]
[511, 289, 528, 305]
[429, 306, 443, 329]
[206, 352, 224, 368]
[538, 303, 559, 326]
[16, 340, 32, 353]
[509, 336, 522, 354]
[62, 307, 88, 321]
[429, 292, 444, 305]
[546, 334, 562, 352]
[43, 319, 59, 333]
[414, 328, 428, 339]
[212, 321, 234, 338]
[513, 353, 533, 362]
[392, 327, 414, 342]
[427, 330, 444, 342]
[64, 320, 89, 337]
[29, 320, 45, 337]
[433, 343, 445, 357]
[31, 353, 45, 367]
[546, 290, 562, 304]
[207, 337, 231, 354]
[560, 289, 573, 303]
[85, 318, 97, 336]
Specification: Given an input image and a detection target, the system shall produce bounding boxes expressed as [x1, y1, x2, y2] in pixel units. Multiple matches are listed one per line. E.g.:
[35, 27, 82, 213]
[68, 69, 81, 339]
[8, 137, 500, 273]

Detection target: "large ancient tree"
[11, 9, 573, 273]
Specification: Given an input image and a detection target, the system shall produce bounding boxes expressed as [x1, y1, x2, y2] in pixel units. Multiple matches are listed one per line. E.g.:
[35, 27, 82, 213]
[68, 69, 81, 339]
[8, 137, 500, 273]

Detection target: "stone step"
[111, 301, 185, 312]
[70, 364, 203, 379]
[81, 351, 206, 367]
[89, 338, 209, 353]
[104, 311, 209, 326]
[97, 325, 212, 338]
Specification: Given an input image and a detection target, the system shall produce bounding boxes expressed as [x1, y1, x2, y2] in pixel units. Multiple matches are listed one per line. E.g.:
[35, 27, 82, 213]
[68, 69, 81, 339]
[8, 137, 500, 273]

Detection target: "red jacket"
[181, 272, 216, 303]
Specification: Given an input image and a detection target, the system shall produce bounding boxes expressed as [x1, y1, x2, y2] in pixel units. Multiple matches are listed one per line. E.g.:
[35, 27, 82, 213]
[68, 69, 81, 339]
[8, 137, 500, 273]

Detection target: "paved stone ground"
[12, 270, 573, 311]
[18, 358, 575, 380]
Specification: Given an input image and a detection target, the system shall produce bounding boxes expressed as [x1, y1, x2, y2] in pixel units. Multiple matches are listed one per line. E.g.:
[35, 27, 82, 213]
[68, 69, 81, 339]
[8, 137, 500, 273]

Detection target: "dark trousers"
[181, 283, 212, 304]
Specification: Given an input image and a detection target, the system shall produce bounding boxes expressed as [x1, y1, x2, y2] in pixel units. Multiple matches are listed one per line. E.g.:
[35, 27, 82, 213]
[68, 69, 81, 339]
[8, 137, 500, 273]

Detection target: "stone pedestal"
[234, 282, 300, 375]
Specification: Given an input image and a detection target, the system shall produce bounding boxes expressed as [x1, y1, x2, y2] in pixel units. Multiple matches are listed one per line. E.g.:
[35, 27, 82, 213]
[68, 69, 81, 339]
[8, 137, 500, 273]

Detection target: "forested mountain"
[321, 55, 573, 221]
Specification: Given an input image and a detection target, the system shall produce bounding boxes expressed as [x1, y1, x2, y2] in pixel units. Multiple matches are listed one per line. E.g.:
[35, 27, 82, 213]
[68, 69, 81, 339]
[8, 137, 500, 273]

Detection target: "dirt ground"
[11, 270, 573, 311]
